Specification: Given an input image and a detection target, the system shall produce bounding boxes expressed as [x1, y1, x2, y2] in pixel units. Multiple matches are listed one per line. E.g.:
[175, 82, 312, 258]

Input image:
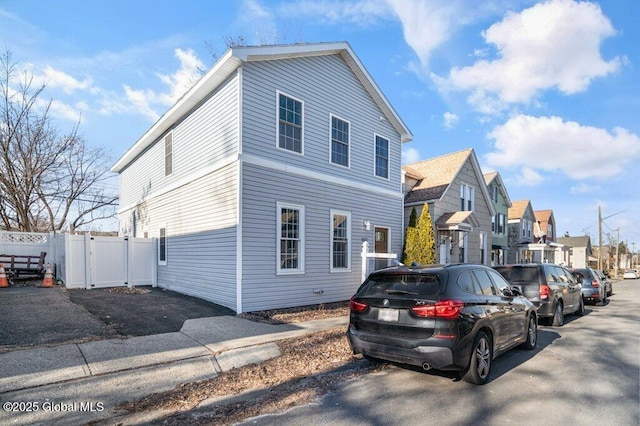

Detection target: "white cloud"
[570, 183, 601, 195]
[512, 167, 544, 187]
[443, 112, 459, 129]
[385, 0, 466, 68]
[402, 147, 421, 164]
[32, 65, 93, 94]
[123, 48, 204, 121]
[278, 0, 391, 27]
[485, 115, 640, 180]
[433, 0, 622, 113]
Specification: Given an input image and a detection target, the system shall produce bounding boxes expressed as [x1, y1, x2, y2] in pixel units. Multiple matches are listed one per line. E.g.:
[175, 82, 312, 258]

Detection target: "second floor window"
[278, 93, 303, 154]
[330, 115, 349, 167]
[164, 133, 173, 176]
[375, 135, 389, 179]
[460, 184, 474, 211]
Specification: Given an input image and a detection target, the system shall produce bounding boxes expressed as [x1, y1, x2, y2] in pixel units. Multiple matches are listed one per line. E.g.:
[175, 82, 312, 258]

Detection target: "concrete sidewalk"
[0, 315, 349, 425]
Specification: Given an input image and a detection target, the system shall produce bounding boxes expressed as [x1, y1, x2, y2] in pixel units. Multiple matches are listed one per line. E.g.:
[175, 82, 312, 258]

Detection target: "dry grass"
[116, 302, 387, 425]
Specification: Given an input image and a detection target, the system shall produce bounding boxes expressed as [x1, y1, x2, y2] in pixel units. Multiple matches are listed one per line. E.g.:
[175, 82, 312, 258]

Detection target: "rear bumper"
[346, 327, 455, 370]
[535, 300, 553, 319]
[581, 288, 602, 301]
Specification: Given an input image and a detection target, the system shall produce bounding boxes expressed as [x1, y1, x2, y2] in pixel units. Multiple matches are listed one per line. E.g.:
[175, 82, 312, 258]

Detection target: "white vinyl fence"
[361, 240, 399, 283]
[0, 231, 156, 289]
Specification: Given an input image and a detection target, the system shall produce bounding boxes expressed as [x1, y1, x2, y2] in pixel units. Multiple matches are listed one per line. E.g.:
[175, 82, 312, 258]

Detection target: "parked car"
[569, 267, 607, 305]
[594, 269, 613, 296]
[623, 269, 639, 279]
[346, 263, 538, 385]
[493, 263, 584, 326]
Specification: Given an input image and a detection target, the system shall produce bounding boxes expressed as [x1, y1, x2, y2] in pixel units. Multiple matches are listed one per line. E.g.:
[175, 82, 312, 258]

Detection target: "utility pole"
[615, 228, 619, 278]
[598, 206, 602, 270]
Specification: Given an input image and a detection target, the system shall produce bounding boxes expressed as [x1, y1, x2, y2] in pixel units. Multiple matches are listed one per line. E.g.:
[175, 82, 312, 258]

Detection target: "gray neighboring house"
[484, 172, 511, 265]
[111, 42, 412, 313]
[557, 236, 593, 268]
[403, 148, 495, 265]
[507, 200, 536, 264]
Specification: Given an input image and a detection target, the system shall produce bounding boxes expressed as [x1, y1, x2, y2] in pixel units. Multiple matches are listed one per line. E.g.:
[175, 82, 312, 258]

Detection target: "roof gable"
[483, 171, 512, 207]
[403, 148, 496, 216]
[112, 42, 412, 173]
[509, 200, 535, 220]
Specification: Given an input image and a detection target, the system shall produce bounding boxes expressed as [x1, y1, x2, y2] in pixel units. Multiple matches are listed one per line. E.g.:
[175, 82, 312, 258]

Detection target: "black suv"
[347, 263, 537, 385]
[493, 263, 584, 326]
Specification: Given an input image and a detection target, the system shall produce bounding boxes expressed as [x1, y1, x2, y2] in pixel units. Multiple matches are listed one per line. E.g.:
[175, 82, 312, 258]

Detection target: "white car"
[623, 269, 639, 279]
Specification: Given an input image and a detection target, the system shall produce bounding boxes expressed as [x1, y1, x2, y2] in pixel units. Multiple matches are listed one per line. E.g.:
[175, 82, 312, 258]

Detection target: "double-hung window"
[278, 92, 303, 154]
[460, 184, 474, 211]
[374, 135, 389, 178]
[330, 115, 349, 167]
[331, 210, 351, 271]
[164, 133, 173, 176]
[277, 203, 305, 274]
[158, 227, 167, 266]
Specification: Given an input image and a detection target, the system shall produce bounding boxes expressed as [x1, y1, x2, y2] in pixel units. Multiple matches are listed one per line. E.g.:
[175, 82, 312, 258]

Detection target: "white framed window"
[522, 220, 527, 237]
[277, 91, 303, 154]
[164, 133, 173, 176]
[459, 232, 467, 263]
[498, 213, 505, 235]
[277, 202, 305, 274]
[330, 115, 350, 167]
[480, 232, 487, 265]
[330, 210, 351, 271]
[158, 226, 167, 266]
[460, 184, 474, 211]
[374, 134, 389, 179]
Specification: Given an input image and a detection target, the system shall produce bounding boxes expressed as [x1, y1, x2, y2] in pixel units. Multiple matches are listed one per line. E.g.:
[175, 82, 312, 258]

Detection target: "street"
[243, 279, 640, 426]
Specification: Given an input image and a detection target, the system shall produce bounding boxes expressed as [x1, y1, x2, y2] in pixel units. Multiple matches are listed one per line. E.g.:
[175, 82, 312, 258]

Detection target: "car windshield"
[494, 267, 538, 284]
[360, 273, 441, 297]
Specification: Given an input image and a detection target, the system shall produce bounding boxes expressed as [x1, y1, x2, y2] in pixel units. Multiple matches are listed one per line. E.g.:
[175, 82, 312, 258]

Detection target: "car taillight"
[350, 298, 368, 313]
[540, 284, 550, 300]
[411, 300, 464, 320]
[592, 281, 599, 288]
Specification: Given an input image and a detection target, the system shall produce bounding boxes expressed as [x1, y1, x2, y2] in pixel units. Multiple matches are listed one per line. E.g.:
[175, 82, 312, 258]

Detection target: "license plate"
[378, 308, 399, 322]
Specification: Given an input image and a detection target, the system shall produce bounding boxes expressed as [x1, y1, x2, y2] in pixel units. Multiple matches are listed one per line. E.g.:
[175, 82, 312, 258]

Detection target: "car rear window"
[360, 274, 441, 297]
[493, 266, 539, 285]
[572, 268, 591, 280]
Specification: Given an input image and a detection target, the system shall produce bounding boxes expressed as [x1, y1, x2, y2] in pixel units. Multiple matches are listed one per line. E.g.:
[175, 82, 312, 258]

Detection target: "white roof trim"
[111, 42, 412, 173]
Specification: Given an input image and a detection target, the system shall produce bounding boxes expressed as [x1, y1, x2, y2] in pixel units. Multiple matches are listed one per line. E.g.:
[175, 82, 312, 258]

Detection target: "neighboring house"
[403, 148, 495, 265]
[484, 172, 511, 266]
[557, 236, 593, 268]
[111, 42, 412, 313]
[508, 201, 568, 264]
[534, 209, 556, 243]
[507, 200, 536, 263]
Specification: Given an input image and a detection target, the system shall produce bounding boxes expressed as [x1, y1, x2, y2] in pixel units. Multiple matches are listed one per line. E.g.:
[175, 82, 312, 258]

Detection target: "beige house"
[509, 201, 568, 264]
[557, 236, 593, 268]
[403, 148, 494, 265]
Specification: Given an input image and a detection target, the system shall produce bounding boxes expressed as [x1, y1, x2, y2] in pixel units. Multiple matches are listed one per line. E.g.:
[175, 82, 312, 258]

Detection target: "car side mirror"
[510, 286, 522, 296]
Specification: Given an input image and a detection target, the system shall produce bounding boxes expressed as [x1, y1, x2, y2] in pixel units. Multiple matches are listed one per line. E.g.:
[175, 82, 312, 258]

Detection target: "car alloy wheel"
[462, 331, 492, 385]
[552, 302, 564, 326]
[521, 315, 537, 350]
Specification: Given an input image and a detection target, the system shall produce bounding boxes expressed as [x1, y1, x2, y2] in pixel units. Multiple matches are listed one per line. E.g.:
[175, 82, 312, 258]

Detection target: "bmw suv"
[347, 263, 537, 385]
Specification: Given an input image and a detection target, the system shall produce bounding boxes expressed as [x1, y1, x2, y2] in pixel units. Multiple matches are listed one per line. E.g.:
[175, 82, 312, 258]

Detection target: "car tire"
[520, 315, 537, 350]
[552, 301, 564, 326]
[575, 297, 585, 317]
[601, 293, 607, 306]
[607, 286, 613, 297]
[461, 331, 492, 385]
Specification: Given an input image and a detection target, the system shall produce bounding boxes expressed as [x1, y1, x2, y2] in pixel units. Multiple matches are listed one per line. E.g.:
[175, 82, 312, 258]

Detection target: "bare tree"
[0, 49, 117, 233]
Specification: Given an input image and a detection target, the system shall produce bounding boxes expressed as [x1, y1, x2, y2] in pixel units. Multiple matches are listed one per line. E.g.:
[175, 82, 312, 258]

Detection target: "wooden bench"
[0, 251, 47, 278]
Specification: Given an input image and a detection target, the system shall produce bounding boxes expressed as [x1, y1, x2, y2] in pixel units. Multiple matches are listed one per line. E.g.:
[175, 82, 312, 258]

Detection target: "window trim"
[373, 134, 390, 180]
[330, 210, 352, 272]
[329, 114, 351, 168]
[276, 202, 305, 275]
[158, 225, 167, 266]
[164, 132, 173, 177]
[276, 90, 304, 156]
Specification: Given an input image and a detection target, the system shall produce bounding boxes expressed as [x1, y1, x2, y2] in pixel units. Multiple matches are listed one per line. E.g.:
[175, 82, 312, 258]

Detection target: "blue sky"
[1, 0, 638, 248]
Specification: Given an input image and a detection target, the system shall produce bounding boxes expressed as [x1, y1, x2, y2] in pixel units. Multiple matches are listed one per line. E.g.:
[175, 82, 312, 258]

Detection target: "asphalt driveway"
[0, 284, 235, 353]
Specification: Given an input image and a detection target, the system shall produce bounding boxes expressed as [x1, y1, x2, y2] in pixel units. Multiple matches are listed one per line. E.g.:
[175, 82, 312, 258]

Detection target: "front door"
[374, 227, 389, 270]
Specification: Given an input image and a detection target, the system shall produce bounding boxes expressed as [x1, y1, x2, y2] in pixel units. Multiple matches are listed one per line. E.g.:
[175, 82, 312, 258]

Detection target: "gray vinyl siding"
[241, 55, 401, 193]
[241, 162, 403, 312]
[118, 73, 239, 209]
[121, 161, 239, 310]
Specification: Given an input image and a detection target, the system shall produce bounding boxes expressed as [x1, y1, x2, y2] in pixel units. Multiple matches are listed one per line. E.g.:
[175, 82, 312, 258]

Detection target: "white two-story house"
[111, 42, 412, 313]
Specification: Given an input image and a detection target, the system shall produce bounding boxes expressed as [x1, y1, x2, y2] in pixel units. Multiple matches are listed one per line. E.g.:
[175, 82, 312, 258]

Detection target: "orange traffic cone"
[42, 264, 54, 288]
[0, 264, 9, 288]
